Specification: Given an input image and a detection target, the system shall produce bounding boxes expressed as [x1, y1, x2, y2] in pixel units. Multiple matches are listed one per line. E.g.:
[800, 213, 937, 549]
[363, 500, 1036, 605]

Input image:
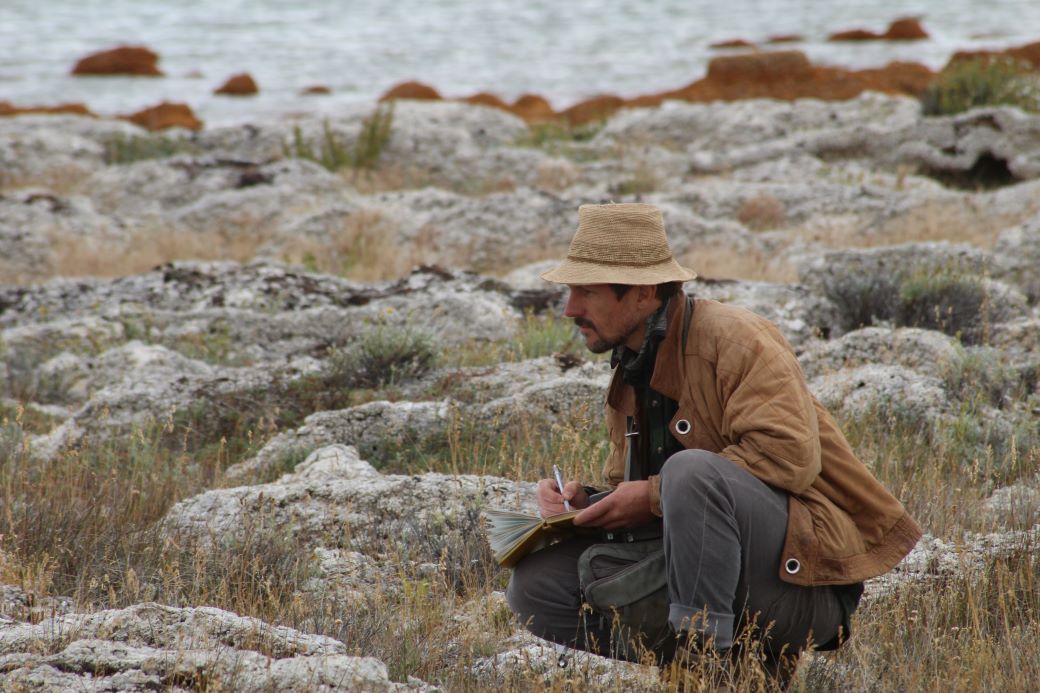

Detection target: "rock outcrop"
[123, 101, 203, 131]
[214, 72, 259, 95]
[71, 45, 163, 76]
[0, 601, 428, 691]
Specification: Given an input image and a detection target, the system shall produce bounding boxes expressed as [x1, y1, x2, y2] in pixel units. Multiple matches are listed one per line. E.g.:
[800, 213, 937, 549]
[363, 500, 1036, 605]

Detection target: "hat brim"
[540, 257, 697, 285]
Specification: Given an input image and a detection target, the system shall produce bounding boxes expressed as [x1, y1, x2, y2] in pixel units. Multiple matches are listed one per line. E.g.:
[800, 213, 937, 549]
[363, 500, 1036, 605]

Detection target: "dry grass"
[737, 193, 787, 231]
[680, 243, 799, 283]
[10, 210, 425, 285]
[3, 387, 1038, 689]
[277, 209, 430, 281]
[790, 197, 1039, 251]
[42, 226, 271, 282]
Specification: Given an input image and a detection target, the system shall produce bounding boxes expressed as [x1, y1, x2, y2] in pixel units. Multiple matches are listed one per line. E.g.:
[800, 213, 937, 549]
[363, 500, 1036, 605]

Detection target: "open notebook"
[484, 508, 582, 568]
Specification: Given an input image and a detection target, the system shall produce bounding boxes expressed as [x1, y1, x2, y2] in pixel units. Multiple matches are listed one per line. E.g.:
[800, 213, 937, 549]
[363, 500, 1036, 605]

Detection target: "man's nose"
[563, 291, 582, 317]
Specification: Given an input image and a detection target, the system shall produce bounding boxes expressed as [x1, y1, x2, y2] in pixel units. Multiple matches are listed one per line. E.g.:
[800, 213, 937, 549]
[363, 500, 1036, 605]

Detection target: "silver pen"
[552, 464, 572, 511]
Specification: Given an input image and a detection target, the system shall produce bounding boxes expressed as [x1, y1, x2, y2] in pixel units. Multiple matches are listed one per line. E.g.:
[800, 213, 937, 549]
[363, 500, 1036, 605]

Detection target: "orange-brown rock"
[379, 81, 442, 101]
[830, 18, 928, 42]
[123, 101, 202, 130]
[882, 18, 928, 40]
[561, 95, 625, 126]
[625, 94, 666, 108]
[463, 92, 511, 110]
[215, 73, 259, 95]
[710, 38, 755, 49]
[947, 41, 1040, 70]
[72, 45, 163, 76]
[829, 28, 881, 42]
[301, 85, 331, 95]
[767, 34, 803, 44]
[653, 51, 933, 103]
[0, 101, 95, 117]
[510, 94, 556, 123]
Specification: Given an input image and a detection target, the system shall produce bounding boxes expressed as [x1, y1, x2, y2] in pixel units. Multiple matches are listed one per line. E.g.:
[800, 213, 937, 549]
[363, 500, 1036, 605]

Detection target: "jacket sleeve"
[713, 320, 821, 494]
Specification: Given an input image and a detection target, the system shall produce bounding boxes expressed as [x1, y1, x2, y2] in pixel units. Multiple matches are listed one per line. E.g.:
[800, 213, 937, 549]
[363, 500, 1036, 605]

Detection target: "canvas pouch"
[577, 534, 670, 653]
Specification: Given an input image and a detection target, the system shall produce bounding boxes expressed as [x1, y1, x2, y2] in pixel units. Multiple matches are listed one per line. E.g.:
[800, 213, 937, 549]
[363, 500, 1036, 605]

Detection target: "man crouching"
[505, 203, 921, 685]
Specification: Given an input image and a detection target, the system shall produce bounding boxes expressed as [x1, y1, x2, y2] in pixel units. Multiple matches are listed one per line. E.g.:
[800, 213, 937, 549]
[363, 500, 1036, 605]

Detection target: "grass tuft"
[922, 58, 1040, 116]
[287, 104, 394, 173]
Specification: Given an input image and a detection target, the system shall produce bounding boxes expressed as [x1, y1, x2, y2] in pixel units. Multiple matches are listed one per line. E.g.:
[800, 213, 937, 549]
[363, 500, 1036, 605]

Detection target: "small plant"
[287, 104, 394, 173]
[326, 322, 438, 389]
[922, 58, 1040, 116]
[104, 133, 193, 165]
[825, 273, 903, 333]
[897, 269, 992, 344]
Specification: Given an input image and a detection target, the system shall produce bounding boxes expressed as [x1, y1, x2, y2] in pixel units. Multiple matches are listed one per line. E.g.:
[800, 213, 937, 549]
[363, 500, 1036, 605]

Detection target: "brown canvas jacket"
[603, 296, 922, 587]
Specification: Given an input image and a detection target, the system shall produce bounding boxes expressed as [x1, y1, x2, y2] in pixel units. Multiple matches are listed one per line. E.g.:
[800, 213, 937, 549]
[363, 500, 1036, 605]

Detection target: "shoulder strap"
[681, 295, 694, 353]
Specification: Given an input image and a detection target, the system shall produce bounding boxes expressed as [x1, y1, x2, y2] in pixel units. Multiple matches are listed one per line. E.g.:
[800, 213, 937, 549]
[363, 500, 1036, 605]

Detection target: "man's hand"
[573, 480, 654, 529]
[537, 479, 589, 518]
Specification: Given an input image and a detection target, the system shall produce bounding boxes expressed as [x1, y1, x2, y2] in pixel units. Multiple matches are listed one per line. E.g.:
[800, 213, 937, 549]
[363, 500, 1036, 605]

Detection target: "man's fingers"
[573, 496, 611, 526]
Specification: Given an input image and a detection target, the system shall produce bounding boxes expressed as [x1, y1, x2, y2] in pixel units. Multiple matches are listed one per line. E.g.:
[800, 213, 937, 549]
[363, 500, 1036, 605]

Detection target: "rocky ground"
[1, 94, 1039, 690]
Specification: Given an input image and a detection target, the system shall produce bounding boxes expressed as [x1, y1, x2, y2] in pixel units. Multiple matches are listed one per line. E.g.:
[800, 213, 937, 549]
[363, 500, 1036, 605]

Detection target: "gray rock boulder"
[0, 114, 139, 186]
[808, 364, 949, 424]
[691, 279, 842, 349]
[163, 444, 535, 549]
[27, 342, 274, 458]
[798, 327, 961, 381]
[0, 190, 127, 282]
[0, 601, 426, 691]
[992, 210, 1040, 303]
[226, 400, 452, 482]
[82, 157, 345, 232]
[372, 187, 576, 269]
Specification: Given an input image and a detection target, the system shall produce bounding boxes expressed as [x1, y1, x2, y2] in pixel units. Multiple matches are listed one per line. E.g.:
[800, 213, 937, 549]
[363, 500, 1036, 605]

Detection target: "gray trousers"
[506, 450, 846, 661]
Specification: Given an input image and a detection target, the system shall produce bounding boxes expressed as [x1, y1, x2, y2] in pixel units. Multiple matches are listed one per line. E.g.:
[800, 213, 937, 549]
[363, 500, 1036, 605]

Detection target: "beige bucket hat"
[541, 203, 697, 285]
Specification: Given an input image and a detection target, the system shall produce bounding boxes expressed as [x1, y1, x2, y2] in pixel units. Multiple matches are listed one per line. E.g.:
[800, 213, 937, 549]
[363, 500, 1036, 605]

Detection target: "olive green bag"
[577, 535, 671, 655]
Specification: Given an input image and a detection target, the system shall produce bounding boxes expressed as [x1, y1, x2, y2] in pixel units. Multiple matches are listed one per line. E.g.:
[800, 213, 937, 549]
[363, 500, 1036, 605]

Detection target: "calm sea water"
[2, 0, 1039, 127]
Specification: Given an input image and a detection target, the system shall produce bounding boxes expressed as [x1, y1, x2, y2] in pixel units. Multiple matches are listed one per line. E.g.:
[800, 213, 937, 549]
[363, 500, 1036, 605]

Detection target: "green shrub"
[287, 104, 394, 172]
[825, 274, 902, 333]
[897, 269, 992, 344]
[326, 323, 438, 389]
[922, 59, 1040, 116]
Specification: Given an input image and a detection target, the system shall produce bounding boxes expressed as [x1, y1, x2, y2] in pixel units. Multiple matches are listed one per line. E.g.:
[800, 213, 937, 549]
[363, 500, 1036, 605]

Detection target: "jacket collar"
[606, 293, 687, 415]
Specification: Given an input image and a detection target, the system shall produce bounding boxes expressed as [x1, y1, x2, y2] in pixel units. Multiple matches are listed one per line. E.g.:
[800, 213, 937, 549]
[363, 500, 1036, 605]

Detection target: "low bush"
[922, 58, 1040, 116]
[326, 322, 438, 390]
[824, 273, 902, 333]
[897, 269, 992, 344]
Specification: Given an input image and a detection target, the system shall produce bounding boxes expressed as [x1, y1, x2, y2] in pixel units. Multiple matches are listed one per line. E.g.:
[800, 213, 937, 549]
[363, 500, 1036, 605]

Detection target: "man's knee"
[660, 449, 731, 490]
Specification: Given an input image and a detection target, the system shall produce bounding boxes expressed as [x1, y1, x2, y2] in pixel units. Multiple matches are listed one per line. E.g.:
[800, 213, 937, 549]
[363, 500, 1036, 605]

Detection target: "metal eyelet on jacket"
[784, 558, 801, 575]
[675, 419, 691, 435]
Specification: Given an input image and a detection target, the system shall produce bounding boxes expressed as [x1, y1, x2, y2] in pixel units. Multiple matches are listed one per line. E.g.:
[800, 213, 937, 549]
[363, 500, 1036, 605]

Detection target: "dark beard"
[575, 316, 642, 354]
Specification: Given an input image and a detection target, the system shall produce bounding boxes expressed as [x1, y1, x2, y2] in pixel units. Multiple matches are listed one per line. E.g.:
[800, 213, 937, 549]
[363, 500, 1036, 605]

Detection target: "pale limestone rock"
[799, 327, 961, 380]
[0, 603, 429, 691]
[163, 444, 536, 547]
[809, 364, 949, 422]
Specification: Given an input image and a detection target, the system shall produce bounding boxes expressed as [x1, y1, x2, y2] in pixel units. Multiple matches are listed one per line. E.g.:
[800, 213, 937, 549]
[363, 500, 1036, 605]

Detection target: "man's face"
[563, 284, 647, 353]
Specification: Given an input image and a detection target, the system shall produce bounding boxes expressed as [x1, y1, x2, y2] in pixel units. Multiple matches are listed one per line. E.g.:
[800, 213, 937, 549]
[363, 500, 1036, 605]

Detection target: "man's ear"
[636, 284, 658, 305]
